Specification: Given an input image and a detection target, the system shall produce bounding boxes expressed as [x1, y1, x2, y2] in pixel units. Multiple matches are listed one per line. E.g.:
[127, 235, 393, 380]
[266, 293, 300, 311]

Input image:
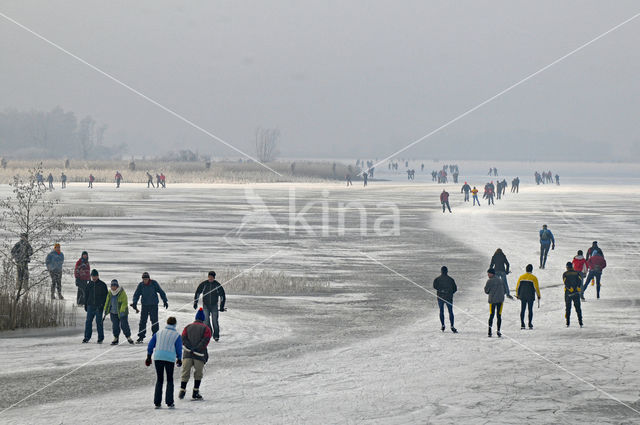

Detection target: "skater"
[539, 224, 555, 269]
[433, 266, 457, 333]
[362, 172, 368, 187]
[74, 251, 91, 306]
[563, 262, 583, 327]
[471, 186, 480, 206]
[146, 317, 182, 409]
[146, 171, 155, 188]
[83, 269, 107, 343]
[515, 264, 541, 329]
[346, 174, 352, 187]
[104, 279, 134, 345]
[486, 186, 494, 205]
[179, 308, 212, 400]
[47, 173, 54, 190]
[489, 248, 513, 299]
[194, 271, 226, 341]
[583, 252, 606, 299]
[61, 172, 67, 189]
[115, 171, 123, 188]
[461, 182, 471, 202]
[572, 250, 588, 300]
[485, 268, 506, 337]
[133, 272, 169, 343]
[156, 173, 162, 188]
[160, 173, 166, 188]
[11, 233, 33, 291]
[36, 172, 45, 188]
[88, 174, 95, 188]
[555, 174, 560, 185]
[585, 241, 604, 260]
[45, 243, 64, 300]
[511, 177, 519, 193]
[440, 190, 452, 213]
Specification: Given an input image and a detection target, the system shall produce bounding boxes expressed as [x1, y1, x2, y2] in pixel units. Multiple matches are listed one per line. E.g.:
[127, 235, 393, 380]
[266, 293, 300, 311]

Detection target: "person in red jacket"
[572, 250, 588, 299]
[440, 190, 451, 213]
[74, 251, 91, 306]
[583, 253, 606, 299]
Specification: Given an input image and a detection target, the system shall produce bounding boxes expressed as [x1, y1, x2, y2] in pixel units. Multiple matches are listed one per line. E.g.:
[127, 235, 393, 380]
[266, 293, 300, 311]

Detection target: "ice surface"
[0, 178, 639, 424]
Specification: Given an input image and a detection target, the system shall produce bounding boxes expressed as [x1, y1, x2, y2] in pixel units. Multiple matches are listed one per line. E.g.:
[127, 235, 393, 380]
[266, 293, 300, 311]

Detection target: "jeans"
[582, 270, 602, 296]
[540, 244, 551, 267]
[437, 298, 454, 327]
[138, 304, 159, 339]
[154, 360, 175, 406]
[473, 195, 480, 206]
[463, 192, 469, 202]
[442, 200, 451, 213]
[494, 271, 510, 296]
[565, 294, 583, 326]
[488, 303, 503, 331]
[110, 313, 132, 338]
[203, 304, 220, 340]
[84, 305, 104, 341]
[520, 299, 534, 327]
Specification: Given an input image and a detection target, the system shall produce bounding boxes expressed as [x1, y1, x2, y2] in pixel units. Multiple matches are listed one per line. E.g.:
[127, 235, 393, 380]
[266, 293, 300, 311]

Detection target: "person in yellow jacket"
[515, 264, 541, 330]
[104, 280, 135, 345]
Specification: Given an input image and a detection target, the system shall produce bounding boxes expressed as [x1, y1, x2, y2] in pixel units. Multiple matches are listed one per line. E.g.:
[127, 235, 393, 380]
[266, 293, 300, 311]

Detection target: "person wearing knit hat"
[179, 308, 212, 400]
[74, 251, 91, 306]
[193, 271, 226, 342]
[104, 279, 135, 345]
[132, 272, 169, 343]
[484, 267, 506, 337]
[82, 269, 108, 343]
[45, 243, 65, 300]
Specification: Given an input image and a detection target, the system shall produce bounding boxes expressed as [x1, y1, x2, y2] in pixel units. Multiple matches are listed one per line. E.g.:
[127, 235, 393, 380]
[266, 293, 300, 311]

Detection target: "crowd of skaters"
[433, 231, 607, 336]
[35, 170, 168, 189]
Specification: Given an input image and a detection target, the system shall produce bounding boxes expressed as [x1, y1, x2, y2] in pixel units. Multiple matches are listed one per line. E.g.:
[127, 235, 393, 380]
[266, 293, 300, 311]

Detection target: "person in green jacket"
[104, 280, 134, 345]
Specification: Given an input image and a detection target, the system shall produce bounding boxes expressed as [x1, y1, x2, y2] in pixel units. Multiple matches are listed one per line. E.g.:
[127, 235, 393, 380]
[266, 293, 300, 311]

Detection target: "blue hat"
[195, 308, 205, 322]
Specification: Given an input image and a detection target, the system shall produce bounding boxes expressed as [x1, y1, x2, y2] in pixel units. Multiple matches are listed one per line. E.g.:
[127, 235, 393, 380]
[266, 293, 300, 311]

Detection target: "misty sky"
[1, 1, 639, 161]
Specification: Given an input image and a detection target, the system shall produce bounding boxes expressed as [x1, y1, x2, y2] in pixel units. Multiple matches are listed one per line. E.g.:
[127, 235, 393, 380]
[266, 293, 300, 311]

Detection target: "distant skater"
[88, 174, 95, 189]
[489, 249, 513, 299]
[471, 187, 480, 206]
[563, 262, 583, 328]
[485, 268, 506, 337]
[539, 224, 555, 269]
[461, 182, 471, 202]
[362, 172, 368, 187]
[433, 266, 457, 333]
[346, 174, 352, 186]
[440, 190, 452, 213]
[583, 252, 606, 299]
[115, 171, 123, 188]
[47, 173, 54, 190]
[147, 172, 155, 188]
[61, 173, 67, 189]
[515, 264, 541, 329]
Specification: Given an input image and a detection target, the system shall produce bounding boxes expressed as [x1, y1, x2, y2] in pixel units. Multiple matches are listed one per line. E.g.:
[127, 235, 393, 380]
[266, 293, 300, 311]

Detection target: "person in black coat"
[133, 272, 169, 343]
[83, 269, 108, 343]
[433, 266, 458, 333]
[194, 271, 226, 341]
[490, 249, 513, 299]
[563, 263, 583, 328]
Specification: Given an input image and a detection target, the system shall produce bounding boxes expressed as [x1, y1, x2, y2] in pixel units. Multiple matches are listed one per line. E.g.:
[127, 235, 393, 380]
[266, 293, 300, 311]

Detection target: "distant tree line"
[0, 106, 126, 159]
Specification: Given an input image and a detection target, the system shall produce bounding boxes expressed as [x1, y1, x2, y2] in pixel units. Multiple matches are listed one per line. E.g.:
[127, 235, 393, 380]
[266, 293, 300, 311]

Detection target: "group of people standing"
[431, 230, 607, 337]
[535, 170, 559, 185]
[34, 170, 168, 189]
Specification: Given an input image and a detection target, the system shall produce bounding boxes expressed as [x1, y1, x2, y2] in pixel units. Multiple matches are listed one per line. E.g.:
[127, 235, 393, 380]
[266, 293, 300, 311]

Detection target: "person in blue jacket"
[45, 243, 65, 300]
[133, 272, 168, 343]
[539, 224, 555, 269]
[146, 316, 182, 409]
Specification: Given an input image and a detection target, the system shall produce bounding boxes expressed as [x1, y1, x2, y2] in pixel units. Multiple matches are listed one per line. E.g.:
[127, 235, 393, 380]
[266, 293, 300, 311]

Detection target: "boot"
[127, 337, 134, 345]
[111, 337, 119, 345]
[488, 328, 492, 338]
[51, 292, 56, 300]
[57, 292, 64, 300]
[136, 336, 144, 344]
[192, 390, 202, 400]
[179, 382, 187, 400]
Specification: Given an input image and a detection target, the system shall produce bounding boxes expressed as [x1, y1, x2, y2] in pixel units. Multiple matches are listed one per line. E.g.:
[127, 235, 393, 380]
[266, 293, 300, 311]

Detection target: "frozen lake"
[0, 178, 639, 424]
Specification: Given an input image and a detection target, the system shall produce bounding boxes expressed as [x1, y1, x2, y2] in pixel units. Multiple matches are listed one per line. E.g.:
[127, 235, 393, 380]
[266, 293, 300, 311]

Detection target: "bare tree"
[255, 127, 280, 163]
[0, 166, 84, 329]
[78, 116, 96, 159]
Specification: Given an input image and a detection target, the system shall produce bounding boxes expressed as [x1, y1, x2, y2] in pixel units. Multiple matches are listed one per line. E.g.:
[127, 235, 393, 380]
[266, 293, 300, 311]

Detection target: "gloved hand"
[163, 301, 169, 309]
[145, 355, 152, 367]
[552, 245, 555, 250]
[193, 301, 198, 310]
[219, 307, 226, 312]
[176, 359, 182, 367]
